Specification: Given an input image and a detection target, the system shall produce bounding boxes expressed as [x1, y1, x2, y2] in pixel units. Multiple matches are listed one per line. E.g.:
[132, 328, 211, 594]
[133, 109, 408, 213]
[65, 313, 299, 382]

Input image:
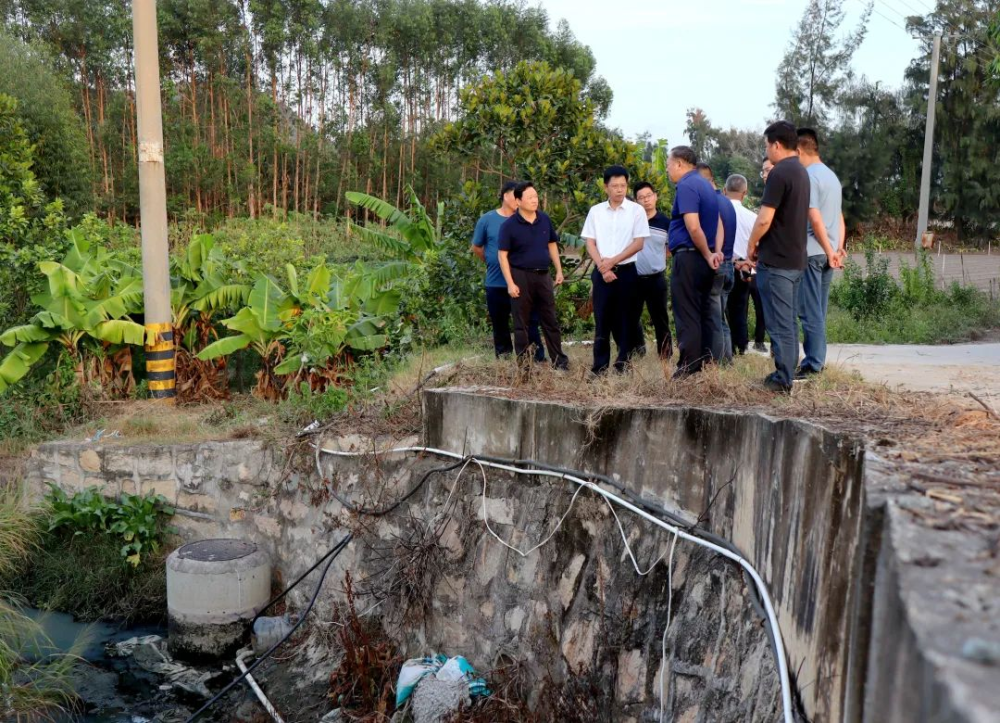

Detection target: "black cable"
[183, 533, 352, 723]
[315, 443, 469, 518]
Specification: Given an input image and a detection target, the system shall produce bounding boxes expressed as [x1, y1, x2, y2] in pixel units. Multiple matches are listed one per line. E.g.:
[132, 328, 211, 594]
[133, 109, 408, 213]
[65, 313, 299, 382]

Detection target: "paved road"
[827, 343, 1000, 397]
[835, 251, 1000, 295]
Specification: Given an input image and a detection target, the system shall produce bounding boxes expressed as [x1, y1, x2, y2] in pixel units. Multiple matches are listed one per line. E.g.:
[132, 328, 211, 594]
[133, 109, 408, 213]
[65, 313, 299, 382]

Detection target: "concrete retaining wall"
[22, 390, 1000, 722]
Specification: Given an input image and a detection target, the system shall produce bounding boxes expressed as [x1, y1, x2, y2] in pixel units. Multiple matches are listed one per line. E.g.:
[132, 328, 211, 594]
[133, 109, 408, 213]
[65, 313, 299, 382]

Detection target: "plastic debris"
[84, 428, 122, 443]
[394, 654, 489, 708]
[252, 615, 294, 656]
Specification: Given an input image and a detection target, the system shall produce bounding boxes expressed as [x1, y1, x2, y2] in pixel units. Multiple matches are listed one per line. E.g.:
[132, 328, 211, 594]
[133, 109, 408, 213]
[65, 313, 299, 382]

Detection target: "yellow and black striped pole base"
[145, 322, 176, 401]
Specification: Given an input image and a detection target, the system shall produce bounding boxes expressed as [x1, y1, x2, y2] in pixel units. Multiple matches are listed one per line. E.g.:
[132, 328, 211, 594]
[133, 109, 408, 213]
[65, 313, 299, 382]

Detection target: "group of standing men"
[470, 119, 845, 393]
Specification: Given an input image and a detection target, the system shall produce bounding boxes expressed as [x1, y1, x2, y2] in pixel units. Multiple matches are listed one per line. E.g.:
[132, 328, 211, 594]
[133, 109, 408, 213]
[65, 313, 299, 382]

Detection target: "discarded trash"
[107, 635, 222, 699]
[297, 420, 321, 437]
[412, 678, 469, 723]
[252, 614, 294, 656]
[395, 654, 489, 708]
[84, 428, 122, 443]
[962, 637, 1000, 666]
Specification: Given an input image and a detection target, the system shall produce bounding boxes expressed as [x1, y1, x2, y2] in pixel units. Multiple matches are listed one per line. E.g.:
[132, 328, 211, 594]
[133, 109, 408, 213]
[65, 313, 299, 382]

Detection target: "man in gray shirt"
[632, 181, 672, 359]
[796, 127, 846, 378]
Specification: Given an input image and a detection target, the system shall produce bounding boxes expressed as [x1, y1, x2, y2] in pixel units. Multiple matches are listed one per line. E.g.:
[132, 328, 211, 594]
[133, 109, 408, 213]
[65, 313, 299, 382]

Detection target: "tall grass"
[0, 488, 78, 721]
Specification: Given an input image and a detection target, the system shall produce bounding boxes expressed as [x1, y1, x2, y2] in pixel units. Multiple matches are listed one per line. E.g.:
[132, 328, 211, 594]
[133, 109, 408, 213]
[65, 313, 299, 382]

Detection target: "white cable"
[316, 444, 795, 723]
[472, 457, 585, 558]
[660, 531, 680, 722]
[604, 493, 668, 576]
[235, 649, 285, 723]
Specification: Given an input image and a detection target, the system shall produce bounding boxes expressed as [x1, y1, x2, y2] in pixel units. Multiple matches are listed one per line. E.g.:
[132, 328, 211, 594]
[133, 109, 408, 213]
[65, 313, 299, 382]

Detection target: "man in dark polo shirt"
[471, 180, 545, 361]
[747, 120, 810, 392]
[666, 146, 723, 378]
[697, 163, 737, 364]
[631, 181, 673, 360]
[497, 182, 569, 370]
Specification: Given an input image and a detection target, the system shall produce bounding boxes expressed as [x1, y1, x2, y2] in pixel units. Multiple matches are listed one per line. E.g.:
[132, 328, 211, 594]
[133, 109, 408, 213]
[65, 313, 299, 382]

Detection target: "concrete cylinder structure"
[166, 539, 271, 661]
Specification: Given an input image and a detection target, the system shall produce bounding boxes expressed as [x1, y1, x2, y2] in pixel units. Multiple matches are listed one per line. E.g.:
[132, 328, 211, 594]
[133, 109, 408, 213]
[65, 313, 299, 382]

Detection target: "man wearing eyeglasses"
[582, 165, 650, 375]
[632, 181, 673, 361]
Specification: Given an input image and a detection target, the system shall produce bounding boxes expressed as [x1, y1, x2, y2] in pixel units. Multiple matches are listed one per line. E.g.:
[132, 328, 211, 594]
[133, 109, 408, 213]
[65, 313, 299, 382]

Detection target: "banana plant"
[345, 186, 444, 263]
[0, 231, 148, 393]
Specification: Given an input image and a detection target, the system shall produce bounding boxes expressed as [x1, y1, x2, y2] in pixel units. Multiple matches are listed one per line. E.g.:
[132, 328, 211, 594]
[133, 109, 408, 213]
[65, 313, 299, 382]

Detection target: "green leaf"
[286, 264, 299, 299]
[248, 275, 285, 331]
[222, 307, 264, 339]
[0, 324, 52, 346]
[0, 342, 49, 392]
[191, 283, 251, 312]
[306, 263, 332, 297]
[274, 354, 305, 375]
[347, 221, 415, 260]
[93, 320, 147, 346]
[196, 334, 253, 360]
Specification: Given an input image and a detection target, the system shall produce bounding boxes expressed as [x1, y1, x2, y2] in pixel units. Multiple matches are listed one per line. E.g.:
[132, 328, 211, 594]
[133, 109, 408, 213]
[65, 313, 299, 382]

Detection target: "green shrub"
[830, 245, 898, 321]
[898, 252, 940, 305]
[16, 528, 167, 624]
[45, 486, 174, 567]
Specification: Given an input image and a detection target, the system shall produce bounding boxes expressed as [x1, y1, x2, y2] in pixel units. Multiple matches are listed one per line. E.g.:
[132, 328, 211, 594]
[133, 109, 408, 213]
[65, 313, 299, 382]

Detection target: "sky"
[535, 0, 926, 146]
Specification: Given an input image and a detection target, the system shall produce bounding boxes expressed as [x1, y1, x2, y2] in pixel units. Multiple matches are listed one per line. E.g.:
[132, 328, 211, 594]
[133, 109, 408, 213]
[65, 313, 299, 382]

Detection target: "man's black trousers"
[635, 271, 672, 358]
[591, 263, 641, 374]
[670, 249, 715, 375]
[510, 268, 568, 368]
[485, 286, 545, 361]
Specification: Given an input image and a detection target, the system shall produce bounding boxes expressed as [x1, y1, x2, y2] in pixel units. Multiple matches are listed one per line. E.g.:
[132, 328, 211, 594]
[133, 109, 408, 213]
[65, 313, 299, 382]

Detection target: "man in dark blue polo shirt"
[667, 147, 723, 377]
[697, 163, 737, 364]
[498, 182, 569, 369]
[471, 180, 545, 361]
[747, 121, 811, 393]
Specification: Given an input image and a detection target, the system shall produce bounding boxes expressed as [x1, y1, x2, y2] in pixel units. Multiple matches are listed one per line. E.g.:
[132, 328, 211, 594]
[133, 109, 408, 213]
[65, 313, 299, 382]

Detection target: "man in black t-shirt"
[747, 120, 810, 392]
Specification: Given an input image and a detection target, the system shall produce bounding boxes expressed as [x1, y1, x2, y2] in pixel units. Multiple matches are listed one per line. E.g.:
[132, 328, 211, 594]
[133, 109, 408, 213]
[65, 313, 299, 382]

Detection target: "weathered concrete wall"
[423, 389, 869, 723]
[23, 390, 1000, 722]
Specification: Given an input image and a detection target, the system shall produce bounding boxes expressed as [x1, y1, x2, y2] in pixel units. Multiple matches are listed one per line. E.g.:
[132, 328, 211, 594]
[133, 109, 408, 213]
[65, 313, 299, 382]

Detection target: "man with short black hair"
[697, 163, 737, 363]
[747, 121, 810, 393]
[582, 165, 650, 374]
[795, 127, 845, 378]
[666, 146, 723, 377]
[497, 182, 569, 370]
[723, 174, 764, 355]
[471, 180, 545, 360]
[632, 181, 673, 360]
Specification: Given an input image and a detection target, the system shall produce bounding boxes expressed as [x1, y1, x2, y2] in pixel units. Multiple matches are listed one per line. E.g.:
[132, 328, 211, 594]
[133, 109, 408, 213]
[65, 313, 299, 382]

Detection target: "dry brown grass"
[375, 344, 1000, 474]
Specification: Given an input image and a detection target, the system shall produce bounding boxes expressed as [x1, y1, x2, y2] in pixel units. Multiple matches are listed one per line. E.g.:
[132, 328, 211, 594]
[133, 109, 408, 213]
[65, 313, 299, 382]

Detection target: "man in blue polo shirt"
[497, 182, 569, 370]
[697, 163, 737, 364]
[667, 147, 723, 377]
[471, 180, 545, 361]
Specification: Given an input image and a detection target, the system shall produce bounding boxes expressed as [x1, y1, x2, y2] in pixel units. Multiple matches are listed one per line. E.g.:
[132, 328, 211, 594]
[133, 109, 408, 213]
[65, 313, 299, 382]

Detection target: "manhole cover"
[177, 539, 257, 562]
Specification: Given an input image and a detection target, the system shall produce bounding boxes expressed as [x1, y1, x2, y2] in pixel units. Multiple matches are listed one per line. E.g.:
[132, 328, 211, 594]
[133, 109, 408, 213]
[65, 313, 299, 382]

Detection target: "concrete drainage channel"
[22, 388, 1000, 722]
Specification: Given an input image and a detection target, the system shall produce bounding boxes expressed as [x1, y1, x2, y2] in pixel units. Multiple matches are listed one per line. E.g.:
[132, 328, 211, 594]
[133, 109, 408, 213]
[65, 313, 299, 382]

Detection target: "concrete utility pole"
[132, 0, 175, 401]
[915, 33, 942, 252]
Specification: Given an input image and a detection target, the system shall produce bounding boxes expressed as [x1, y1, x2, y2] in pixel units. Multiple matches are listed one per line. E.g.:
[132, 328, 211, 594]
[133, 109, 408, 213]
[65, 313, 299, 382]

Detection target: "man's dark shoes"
[793, 366, 821, 381]
[762, 373, 792, 394]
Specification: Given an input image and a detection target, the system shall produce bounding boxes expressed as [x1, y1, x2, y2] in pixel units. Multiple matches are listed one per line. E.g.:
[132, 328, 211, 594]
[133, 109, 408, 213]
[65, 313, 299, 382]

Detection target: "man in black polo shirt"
[498, 182, 569, 369]
[747, 121, 810, 392]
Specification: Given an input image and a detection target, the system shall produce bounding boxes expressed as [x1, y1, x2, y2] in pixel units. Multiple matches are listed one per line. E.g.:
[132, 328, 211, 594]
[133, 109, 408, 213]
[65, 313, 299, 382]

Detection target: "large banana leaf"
[93, 320, 148, 346]
[248, 275, 286, 332]
[345, 191, 411, 230]
[347, 221, 416, 261]
[285, 264, 300, 300]
[362, 288, 402, 317]
[366, 261, 412, 287]
[274, 353, 307, 375]
[0, 324, 53, 346]
[84, 294, 131, 327]
[306, 263, 332, 298]
[191, 283, 251, 312]
[196, 333, 253, 361]
[0, 342, 49, 393]
[221, 307, 264, 339]
[345, 317, 387, 352]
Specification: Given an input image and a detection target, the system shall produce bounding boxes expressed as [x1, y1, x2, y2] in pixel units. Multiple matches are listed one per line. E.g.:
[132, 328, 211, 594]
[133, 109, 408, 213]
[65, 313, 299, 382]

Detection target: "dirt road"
[827, 342, 1000, 398]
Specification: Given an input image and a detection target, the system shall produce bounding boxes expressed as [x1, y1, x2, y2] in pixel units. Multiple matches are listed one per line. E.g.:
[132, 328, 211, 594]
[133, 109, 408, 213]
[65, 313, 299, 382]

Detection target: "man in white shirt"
[582, 165, 650, 374]
[724, 174, 763, 355]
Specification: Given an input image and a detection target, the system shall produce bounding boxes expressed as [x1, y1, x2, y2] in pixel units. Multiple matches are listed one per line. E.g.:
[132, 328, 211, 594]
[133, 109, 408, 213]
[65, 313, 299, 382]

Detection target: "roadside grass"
[0, 490, 78, 719]
[826, 297, 1000, 344]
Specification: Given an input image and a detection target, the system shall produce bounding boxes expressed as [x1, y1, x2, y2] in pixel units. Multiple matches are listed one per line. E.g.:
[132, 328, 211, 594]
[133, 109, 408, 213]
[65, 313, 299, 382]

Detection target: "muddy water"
[23, 609, 199, 723]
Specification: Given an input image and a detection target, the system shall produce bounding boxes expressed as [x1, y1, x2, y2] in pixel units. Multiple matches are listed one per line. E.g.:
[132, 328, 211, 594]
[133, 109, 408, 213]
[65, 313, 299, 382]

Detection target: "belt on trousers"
[672, 246, 697, 254]
[611, 261, 635, 272]
[638, 270, 665, 278]
[513, 267, 549, 273]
